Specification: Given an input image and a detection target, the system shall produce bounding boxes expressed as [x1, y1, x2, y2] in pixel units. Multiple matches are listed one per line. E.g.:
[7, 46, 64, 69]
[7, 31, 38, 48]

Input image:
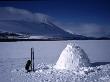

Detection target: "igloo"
[54, 43, 90, 70]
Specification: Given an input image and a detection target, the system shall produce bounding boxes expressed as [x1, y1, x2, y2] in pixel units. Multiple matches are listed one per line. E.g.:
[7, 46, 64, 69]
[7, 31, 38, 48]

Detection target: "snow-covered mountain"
[0, 7, 109, 40]
[0, 7, 73, 39]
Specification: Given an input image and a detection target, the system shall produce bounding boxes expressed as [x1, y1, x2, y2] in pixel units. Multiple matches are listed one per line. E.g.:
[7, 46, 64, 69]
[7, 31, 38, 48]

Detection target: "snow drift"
[54, 42, 90, 70]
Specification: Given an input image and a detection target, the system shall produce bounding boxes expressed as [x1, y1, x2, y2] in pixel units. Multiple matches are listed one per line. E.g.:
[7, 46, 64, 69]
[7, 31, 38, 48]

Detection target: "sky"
[0, 0, 110, 37]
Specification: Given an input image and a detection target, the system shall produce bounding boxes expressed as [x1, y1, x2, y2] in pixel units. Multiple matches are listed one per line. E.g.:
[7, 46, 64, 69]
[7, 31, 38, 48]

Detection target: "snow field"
[11, 42, 110, 82]
[11, 64, 110, 82]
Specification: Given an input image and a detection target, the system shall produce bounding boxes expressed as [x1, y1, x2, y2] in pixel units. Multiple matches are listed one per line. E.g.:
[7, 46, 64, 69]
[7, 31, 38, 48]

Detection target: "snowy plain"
[0, 40, 110, 82]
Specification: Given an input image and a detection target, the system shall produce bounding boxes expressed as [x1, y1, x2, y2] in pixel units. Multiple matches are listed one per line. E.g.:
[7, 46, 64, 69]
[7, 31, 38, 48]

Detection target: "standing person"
[25, 60, 32, 72]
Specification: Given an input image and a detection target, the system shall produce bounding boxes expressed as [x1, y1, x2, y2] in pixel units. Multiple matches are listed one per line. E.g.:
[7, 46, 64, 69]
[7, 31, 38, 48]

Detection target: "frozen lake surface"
[0, 40, 110, 62]
[0, 40, 110, 82]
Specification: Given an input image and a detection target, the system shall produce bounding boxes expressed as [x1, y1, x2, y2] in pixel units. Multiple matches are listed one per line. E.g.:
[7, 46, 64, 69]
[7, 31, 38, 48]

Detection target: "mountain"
[0, 7, 109, 41]
[0, 7, 74, 40]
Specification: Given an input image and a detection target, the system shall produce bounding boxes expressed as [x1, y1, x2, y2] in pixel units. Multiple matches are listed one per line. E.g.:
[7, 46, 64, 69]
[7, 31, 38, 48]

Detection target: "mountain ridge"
[0, 7, 109, 41]
[0, 7, 73, 38]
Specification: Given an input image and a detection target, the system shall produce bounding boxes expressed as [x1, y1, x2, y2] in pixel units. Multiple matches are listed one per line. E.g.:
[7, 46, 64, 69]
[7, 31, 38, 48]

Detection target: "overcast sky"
[0, 0, 110, 37]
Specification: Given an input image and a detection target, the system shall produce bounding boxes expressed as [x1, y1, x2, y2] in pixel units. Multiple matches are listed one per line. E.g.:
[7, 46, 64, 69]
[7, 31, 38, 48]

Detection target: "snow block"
[54, 42, 90, 70]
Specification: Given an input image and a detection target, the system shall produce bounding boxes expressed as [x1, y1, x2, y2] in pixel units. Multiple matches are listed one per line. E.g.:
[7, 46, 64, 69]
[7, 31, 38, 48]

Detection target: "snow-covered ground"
[0, 40, 110, 62]
[11, 63, 110, 82]
[0, 40, 110, 82]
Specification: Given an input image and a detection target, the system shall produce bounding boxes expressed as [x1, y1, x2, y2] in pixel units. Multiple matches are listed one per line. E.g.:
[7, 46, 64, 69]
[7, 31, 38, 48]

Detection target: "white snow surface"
[0, 41, 110, 82]
[54, 43, 90, 70]
[11, 63, 110, 82]
[29, 36, 51, 39]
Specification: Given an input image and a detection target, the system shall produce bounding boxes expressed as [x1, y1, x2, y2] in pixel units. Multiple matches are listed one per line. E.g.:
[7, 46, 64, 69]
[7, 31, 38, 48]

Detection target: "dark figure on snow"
[25, 60, 32, 72]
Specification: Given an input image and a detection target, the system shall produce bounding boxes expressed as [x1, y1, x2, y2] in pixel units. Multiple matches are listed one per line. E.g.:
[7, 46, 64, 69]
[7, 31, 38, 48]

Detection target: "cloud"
[0, 7, 109, 37]
[0, 7, 53, 24]
[57, 22, 110, 37]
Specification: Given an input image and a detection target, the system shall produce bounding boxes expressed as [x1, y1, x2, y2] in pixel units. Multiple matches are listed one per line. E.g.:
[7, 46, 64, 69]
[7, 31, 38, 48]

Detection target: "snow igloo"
[54, 43, 90, 70]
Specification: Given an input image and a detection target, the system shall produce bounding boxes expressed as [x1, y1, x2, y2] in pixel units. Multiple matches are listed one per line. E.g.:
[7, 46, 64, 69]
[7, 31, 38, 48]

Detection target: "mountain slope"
[0, 7, 109, 40]
[0, 7, 73, 39]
